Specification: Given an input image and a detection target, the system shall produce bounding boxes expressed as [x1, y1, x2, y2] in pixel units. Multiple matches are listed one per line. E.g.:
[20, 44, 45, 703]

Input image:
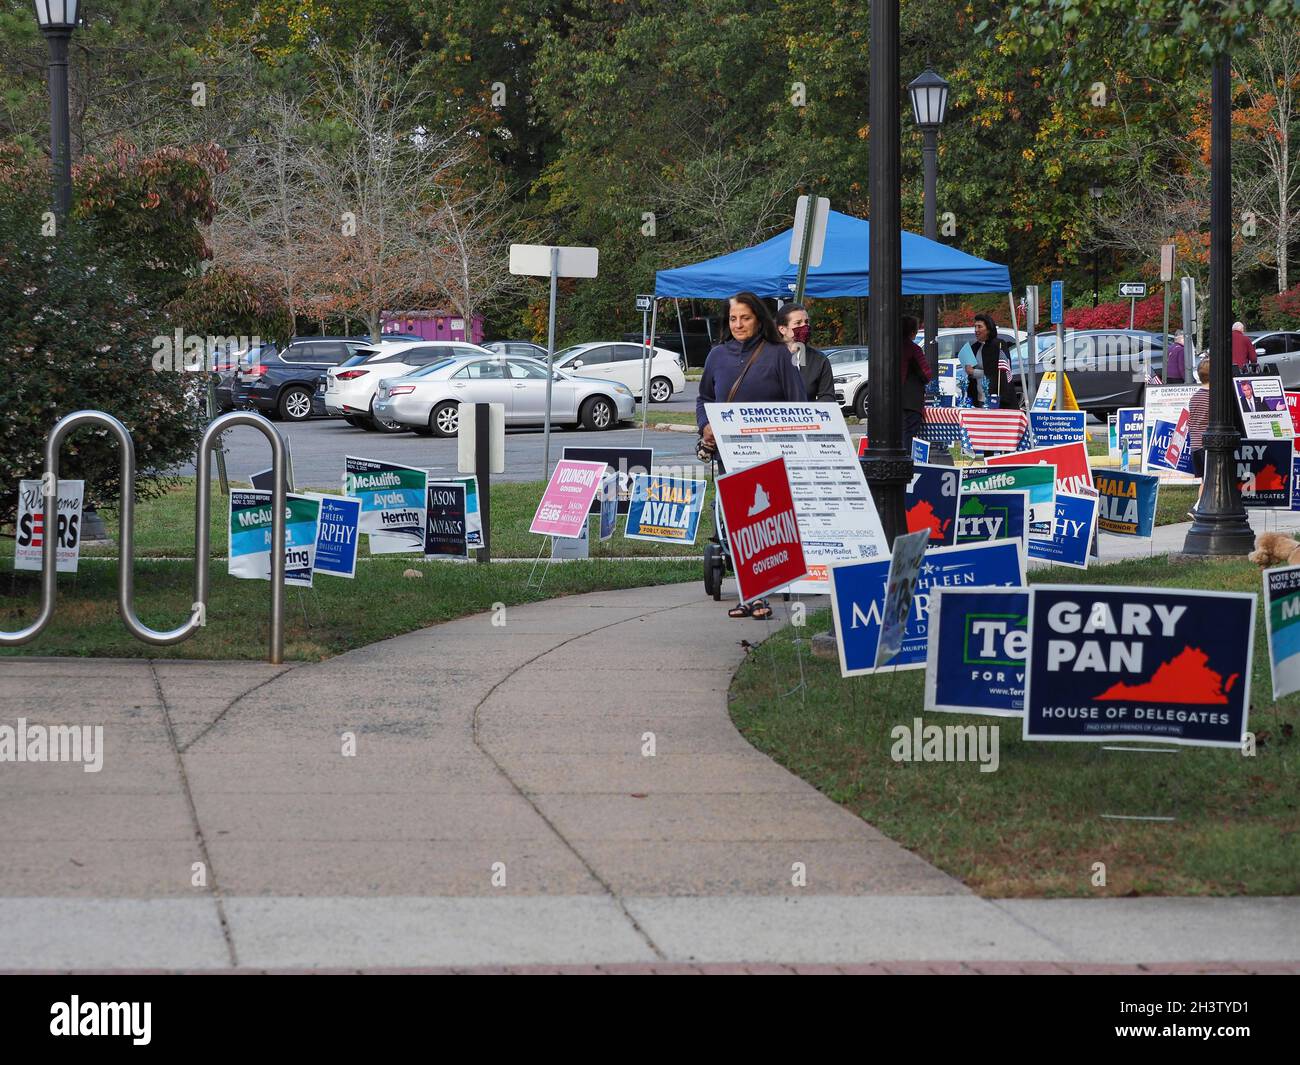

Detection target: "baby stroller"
[701, 453, 730, 600]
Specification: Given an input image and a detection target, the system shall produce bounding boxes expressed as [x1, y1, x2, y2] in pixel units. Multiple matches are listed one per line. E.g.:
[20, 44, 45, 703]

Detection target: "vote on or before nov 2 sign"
[704, 402, 888, 593]
[716, 455, 807, 603]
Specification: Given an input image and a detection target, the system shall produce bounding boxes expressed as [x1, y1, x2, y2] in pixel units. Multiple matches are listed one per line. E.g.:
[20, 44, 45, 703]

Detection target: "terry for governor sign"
[716, 455, 807, 603]
[1024, 586, 1255, 748]
[925, 587, 1029, 717]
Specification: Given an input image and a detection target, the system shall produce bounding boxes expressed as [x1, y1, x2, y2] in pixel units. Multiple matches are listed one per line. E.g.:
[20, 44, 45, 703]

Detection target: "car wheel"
[430, 401, 460, 438]
[581, 396, 616, 431]
[343, 414, 367, 429]
[853, 386, 868, 421]
[369, 397, 405, 434]
[649, 376, 673, 403]
[278, 386, 313, 422]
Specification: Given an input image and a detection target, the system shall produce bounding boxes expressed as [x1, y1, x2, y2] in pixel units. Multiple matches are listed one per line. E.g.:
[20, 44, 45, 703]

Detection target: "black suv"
[236, 336, 373, 421]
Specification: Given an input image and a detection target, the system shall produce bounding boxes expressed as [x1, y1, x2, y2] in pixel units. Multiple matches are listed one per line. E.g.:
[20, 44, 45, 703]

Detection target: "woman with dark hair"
[697, 291, 807, 620]
[774, 303, 836, 402]
[967, 313, 1017, 408]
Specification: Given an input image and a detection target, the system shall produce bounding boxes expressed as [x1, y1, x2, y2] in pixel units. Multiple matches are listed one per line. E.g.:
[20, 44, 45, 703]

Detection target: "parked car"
[214, 343, 277, 412]
[1006, 329, 1167, 417]
[824, 345, 870, 366]
[482, 340, 549, 360]
[323, 340, 499, 430]
[623, 315, 719, 367]
[232, 337, 373, 421]
[1248, 331, 1300, 387]
[372, 355, 635, 436]
[551, 342, 686, 402]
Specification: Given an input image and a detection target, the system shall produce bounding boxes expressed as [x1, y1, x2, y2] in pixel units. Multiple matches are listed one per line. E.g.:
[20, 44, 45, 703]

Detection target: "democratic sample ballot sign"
[530, 460, 609, 538]
[345, 456, 427, 554]
[925, 588, 1030, 717]
[706, 402, 888, 592]
[1024, 586, 1254, 748]
[716, 455, 807, 603]
[14, 479, 83, 573]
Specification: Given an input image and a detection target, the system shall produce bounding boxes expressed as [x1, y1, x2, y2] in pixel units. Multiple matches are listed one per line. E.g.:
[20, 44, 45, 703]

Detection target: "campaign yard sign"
[561, 445, 653, 515]
[875, 529, 930, 668]
[311, 494, 362, 578]
[624, 473, 706, 544]
[345, 456, 427, 554]
[1027, 492, 1098, 569]
[925, 588, 1030, 717]
[1292, 453, 1300, 513]
[1286, 391, 1300, 437]
[453, 475, 483, 549]
[530, 459, 609, 538]
[1107, 415, 1118, 457]
[1264, 565, 1300, 699]
[828, 540, 1025, 678]
[1029, 410, 1086, 448]
[599, 473, 618, 542]
[1025, 586, 1255, 748]
[716, 455, 807, 603]
[956, 491, 1029, 554]
[1094, 470, 1159, 537]
[905, 463, 961, 547]
[14, 479, 83, 573]
[987, 440, 1093, 496]
[1145, 418, 1195, 476]
[424, 482, 468, 560]
[1117, 408, 1145, 454]
[960, 464, 1056, 525]
[911, 438, 931, 463]
[228, 490, 319, 587]
[1235, 440, 1293, 508]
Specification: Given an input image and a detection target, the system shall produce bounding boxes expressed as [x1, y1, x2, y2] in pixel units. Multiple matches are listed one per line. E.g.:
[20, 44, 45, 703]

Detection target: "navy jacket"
[696, 336, 808, 429]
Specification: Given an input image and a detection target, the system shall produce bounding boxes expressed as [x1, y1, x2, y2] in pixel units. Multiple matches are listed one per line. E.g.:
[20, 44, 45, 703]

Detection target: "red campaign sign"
[716, 455, 807, 603]
[987, 440, 1093, 496]
[1286, 392, 1300, 438]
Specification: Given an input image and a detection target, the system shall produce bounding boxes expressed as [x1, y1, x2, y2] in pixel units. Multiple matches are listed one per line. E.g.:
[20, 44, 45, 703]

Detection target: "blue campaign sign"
[1093, 470, 1159, 537]
[1117, 407, 1145, 464]
[1029, 411, 1086, 448]
[1025, 586, 1255, 748]
[956, 491, 1028, 553]
[1050, 281, 1064, 325]
[911, 438, 931, 463]
[925, 588, 1030, 717]
[1145, 419, 1194, 474]
[1234, 439, 1293, 508]
[1292, 453, 1300, 513]
[905, 463, 961, 547]
[313, 495, 362, 578]
[1027, 492, 1098, 568]
[623, 474, 706, 544]
[828, 540, 1026, 677]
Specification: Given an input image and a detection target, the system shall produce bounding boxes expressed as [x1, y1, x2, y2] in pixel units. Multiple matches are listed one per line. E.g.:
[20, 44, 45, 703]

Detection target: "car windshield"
[341, 350, 377, 367]
[553, 345, 584, 363]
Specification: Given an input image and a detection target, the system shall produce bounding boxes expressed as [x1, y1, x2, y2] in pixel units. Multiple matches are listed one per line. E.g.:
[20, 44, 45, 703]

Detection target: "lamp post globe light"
[1090, 184, 1104, 306]
[908, 68, 949, 375]
[33, 0, 80, 220]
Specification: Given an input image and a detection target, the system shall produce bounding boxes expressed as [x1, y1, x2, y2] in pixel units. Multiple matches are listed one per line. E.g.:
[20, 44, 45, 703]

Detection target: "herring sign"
[1025, 586, 1255, 748]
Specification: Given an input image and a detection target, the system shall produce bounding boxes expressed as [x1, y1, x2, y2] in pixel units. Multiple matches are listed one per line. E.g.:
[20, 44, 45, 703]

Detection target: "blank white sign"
[509, 244, 599, 279]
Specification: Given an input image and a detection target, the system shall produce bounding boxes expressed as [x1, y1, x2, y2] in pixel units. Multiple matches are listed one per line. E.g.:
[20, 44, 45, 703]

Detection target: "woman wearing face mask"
[697, 291, 807, 620]
[774, 303, 836, 403]
[967, 313, 1017, 408]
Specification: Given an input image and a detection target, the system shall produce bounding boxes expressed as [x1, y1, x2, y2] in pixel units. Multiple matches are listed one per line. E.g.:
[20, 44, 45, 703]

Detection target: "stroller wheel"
[703, 542, 725, 601]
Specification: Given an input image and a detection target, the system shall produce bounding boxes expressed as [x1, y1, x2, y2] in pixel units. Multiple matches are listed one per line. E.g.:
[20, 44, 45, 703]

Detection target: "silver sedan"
[372, 355, 636, 437]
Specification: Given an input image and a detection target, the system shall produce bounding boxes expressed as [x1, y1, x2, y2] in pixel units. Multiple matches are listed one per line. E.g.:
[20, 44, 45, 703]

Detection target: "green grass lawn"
[730, 557, 1298, 898]
[1, 476, 710, 659]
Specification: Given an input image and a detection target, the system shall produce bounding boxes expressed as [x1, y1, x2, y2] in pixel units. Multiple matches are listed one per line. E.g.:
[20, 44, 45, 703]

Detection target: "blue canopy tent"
[654, 210, 1010, 297]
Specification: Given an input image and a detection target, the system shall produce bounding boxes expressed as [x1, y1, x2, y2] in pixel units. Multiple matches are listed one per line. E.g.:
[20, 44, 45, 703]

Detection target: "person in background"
[968, 313, 1017, 407]
[1232, 321, 1256, 370]
[697, 291, 807, 621]
[1166, 330, 1186, 383]
[900, 314, 932, 444]
[775, 303, 836, 402]
[1188, 356, 1211, 480]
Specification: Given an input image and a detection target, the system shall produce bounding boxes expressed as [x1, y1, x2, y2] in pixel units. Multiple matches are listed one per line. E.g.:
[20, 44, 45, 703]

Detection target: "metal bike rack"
[2, 410, 289, 664]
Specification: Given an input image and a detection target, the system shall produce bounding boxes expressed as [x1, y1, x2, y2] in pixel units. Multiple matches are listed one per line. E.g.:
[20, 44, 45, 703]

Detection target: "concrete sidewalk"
[0, 581, 1296, 970]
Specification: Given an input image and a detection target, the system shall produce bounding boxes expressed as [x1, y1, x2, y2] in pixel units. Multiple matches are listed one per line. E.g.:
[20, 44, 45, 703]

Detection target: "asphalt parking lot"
[199, 384, 703, 488]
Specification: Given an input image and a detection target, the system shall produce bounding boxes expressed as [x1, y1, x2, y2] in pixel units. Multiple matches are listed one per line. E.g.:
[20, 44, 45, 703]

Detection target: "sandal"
[728, 603, 753, 619]
[750, 600, 773, 621]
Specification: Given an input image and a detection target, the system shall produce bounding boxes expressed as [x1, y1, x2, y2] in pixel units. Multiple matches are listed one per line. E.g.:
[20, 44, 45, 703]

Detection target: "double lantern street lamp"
[907, 68, 950, 375]
[32, 0, 80, 220]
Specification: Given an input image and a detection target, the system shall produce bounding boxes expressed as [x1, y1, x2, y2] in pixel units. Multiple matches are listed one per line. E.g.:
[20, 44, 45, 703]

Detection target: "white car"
[552, 342, 686, 402]
[323, 339, 497, 430]
[372, 355, 635, 436]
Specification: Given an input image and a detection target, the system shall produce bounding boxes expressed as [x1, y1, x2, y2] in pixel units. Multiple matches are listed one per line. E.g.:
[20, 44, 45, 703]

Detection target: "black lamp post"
[1183, 53, 1254, 557]
[908, 69, 949, 376]
[1090, 184, 1103, 307]
[862, 0, 907, 545]
[33, 0, 80, 220]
